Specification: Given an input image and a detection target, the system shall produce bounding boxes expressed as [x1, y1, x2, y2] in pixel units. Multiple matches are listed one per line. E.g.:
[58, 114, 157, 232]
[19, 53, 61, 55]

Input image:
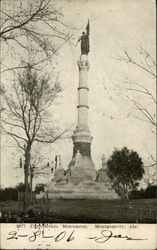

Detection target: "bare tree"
[115, 45, 156, 127]
[102, 45, 156, 184]
[143, 166, 156, 187]
[102, 45, 156, 127]
[0, 0, 75, 73]
[142, 153, 157, 186]
[1, 64, 69, 211]
[15, 143, 54, 203]
[28, 144, 52, 203]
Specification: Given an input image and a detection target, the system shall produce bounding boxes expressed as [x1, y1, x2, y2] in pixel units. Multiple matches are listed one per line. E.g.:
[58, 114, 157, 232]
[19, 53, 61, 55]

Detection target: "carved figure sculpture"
[77, 21, 90, 55]
[74, 149, 82, 167]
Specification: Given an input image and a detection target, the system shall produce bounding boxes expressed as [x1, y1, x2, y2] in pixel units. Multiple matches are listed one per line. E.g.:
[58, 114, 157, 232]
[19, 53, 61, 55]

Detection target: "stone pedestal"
[48, 155, 119, 200]
[48, 181, 119, 200]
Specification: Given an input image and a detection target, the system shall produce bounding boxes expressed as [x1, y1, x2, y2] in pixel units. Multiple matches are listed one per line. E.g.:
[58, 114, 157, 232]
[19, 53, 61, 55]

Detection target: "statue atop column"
[77, 20, 90, 55]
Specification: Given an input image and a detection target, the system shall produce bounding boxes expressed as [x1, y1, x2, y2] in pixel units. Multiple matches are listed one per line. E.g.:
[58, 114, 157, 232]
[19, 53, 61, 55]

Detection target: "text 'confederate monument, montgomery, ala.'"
[48, 21, 118, 199]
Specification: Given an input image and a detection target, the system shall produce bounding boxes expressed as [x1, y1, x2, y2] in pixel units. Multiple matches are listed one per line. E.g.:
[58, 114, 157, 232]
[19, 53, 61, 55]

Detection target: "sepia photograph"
[0, 0, 156, 232]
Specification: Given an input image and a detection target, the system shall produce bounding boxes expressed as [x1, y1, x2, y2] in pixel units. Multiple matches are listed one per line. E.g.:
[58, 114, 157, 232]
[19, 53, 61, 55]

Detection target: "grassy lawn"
[0, 198, 156, 223]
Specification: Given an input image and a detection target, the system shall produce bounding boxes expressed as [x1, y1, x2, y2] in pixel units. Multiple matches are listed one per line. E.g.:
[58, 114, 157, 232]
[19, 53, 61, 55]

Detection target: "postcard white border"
[0, 223, 157, 249]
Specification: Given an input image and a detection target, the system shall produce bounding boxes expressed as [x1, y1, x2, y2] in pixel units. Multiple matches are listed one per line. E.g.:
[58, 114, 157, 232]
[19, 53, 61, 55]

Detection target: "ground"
[0, 199, 156, 223]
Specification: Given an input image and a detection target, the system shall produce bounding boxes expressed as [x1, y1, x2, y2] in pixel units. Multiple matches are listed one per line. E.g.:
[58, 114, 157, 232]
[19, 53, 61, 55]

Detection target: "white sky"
[1, 0, 156, 188]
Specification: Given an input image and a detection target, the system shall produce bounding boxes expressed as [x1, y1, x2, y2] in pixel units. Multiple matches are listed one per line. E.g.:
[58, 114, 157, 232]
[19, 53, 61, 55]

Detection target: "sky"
[1, 0, 156, 188]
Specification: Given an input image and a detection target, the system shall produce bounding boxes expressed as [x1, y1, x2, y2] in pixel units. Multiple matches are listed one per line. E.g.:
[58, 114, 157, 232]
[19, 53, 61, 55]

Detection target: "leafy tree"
[15, 183, 25, 192]
[35, 183, 46, 193]
[0, 188, 18, 201]
[107, 147, 144, 200]
[145, 185, 157, 199]
[129, 188, 146, 200]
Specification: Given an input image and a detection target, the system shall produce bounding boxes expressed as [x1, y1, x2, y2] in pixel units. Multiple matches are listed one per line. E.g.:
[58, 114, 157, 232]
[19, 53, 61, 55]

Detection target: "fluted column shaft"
[71, 54, 93, 157]
[77, 55, 89, 129]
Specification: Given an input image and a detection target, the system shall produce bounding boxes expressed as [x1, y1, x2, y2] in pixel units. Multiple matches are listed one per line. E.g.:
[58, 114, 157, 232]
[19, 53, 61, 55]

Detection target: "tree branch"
[0, 0, 50, 37]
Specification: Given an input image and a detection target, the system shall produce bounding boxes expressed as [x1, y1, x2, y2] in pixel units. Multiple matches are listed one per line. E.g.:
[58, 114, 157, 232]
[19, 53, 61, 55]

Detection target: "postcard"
[0, 0, 156, 249]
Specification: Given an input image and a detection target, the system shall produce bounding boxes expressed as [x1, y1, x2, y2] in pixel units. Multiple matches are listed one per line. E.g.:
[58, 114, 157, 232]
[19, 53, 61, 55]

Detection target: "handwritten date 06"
[7, 230, 75, 243]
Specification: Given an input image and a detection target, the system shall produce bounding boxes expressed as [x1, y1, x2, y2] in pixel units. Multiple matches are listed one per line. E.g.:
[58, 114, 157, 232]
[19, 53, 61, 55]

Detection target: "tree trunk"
[125, 185, 129, 200]
[24, 144, 31, 213]
[123, 184, 129, 200]
[30, 173, 33, 204]
[24, 163, 29, 214]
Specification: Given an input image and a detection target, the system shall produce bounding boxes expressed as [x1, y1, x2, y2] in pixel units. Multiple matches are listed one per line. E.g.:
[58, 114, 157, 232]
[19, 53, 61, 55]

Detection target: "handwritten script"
[88, 230, 148, 243]
[7, 230, 75, 243]
[7, 229, 148, 244]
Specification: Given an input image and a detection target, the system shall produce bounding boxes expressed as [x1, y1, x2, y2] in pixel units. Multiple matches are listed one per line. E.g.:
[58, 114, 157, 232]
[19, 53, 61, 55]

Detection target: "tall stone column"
[68, 53, 96, 183]
[68, 21, 96, 182]
[72, 54, 93, 157]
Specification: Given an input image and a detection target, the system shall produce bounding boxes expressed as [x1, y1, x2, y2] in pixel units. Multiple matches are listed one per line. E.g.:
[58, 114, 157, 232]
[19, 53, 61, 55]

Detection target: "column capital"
[77, 60, 90, 72]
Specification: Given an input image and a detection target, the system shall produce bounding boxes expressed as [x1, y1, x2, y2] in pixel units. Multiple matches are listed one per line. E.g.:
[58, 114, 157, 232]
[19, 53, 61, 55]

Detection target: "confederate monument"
[48, 21, 118, 199]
